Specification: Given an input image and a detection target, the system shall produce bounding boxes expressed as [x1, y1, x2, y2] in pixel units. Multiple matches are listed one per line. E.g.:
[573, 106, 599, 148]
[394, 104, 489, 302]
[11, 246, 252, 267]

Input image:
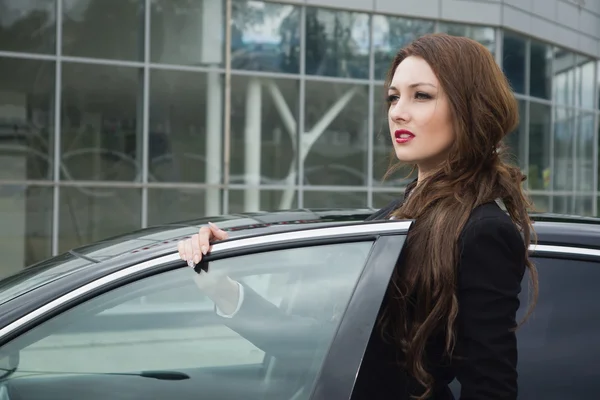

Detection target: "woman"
[178, 33, 538, 399]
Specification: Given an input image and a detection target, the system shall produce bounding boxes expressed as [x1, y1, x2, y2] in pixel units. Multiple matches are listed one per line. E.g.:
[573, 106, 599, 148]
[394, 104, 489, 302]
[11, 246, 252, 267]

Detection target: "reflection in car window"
[0, 241, 374, 400]
[516, 257, 600, 399]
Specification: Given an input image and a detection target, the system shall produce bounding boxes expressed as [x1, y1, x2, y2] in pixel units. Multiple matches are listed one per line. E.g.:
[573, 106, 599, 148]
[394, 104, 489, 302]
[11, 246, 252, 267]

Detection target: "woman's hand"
[177, 222, 229, 266]
[177, 222, 240, 314]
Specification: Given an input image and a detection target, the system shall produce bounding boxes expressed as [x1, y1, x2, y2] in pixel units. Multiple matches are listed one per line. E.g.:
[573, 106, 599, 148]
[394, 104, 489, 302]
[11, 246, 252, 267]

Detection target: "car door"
[516, 247, 600, 399]
[449, 244, 600, 398]
[0, 222, 409, 400]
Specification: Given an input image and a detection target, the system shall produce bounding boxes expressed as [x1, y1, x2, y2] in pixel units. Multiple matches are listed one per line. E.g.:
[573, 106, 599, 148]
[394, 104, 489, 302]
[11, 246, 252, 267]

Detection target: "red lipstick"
[395, 129, 415, 144]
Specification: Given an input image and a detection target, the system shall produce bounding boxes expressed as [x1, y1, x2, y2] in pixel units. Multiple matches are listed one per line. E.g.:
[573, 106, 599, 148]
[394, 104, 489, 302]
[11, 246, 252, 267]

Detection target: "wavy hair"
[378, 33, 539, 398]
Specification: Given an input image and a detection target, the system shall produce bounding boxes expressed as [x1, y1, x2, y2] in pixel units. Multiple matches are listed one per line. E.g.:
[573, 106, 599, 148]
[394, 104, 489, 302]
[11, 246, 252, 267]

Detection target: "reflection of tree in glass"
[0, 1, 55, 53]
[231, 1, 299, 73]
[373, 17, 434, 79]
[438, 23, 495, 55]
[62, 0, 143, 60]
[305, 9, 369, 79]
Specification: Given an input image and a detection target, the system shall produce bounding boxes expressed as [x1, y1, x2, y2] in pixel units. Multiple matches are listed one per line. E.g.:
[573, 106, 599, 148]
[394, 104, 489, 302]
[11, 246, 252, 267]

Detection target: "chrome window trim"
[530, 244, 600, 257]
[0, 221, 412, 341]
[212, 220, 413, 253]
[0, 252, 181, 341]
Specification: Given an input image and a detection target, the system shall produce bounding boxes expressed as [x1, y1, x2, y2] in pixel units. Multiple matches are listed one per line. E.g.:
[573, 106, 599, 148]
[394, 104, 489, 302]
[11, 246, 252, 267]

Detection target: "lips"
[395, 129, 415, 144]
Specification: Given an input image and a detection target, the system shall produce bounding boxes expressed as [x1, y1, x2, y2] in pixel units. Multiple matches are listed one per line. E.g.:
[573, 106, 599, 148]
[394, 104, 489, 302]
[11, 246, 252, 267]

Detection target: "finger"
[177, 241, 185, 260]
[184, 240, 195, 267]
[208, 222, 229, 240]
[190, 234, 202, 265]
[198, 226, 211, 255]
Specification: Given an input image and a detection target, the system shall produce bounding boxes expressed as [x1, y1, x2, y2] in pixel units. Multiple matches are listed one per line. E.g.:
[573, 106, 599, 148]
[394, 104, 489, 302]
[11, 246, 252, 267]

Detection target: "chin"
[394, 150, 419, 164]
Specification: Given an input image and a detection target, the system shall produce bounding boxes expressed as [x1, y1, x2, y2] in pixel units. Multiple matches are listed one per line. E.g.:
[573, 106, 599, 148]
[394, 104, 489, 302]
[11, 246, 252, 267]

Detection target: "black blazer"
[223, 192, 526, 400]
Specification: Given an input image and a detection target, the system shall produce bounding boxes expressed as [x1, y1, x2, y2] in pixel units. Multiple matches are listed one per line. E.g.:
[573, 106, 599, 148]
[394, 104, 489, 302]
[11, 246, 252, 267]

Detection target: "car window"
[0, 241, 374, 400]
[515, 256, 600, 399]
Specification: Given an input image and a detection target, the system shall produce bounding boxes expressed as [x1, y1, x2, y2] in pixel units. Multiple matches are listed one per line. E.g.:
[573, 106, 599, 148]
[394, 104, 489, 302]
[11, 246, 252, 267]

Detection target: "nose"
[388, 99, 410, 124]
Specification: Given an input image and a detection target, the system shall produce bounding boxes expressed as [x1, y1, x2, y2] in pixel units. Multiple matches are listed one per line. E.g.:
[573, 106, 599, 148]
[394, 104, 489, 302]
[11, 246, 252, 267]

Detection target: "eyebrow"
[388, 83, 437, 90]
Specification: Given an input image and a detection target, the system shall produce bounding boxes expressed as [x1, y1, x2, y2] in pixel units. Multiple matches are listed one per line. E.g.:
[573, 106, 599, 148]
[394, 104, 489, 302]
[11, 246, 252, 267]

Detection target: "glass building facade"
[0, 0, 599, 276]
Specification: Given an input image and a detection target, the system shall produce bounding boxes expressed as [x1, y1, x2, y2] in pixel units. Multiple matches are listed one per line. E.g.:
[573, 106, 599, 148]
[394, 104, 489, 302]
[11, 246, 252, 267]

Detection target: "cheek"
[427, 107, 454, 142]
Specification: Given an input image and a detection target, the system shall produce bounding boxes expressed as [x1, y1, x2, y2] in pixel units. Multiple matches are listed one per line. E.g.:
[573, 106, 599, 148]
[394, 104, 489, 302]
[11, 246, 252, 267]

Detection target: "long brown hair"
[379, 33, 539, 398]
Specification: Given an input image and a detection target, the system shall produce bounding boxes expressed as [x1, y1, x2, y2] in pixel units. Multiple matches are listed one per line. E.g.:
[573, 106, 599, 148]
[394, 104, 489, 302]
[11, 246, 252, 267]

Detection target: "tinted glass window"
[516, 256, 600, 398]
[0, 241, 374, 400]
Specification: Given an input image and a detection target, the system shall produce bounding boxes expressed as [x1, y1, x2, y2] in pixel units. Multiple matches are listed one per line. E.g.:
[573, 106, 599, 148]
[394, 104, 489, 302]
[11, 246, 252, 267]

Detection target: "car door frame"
[0, 220, 412, 399]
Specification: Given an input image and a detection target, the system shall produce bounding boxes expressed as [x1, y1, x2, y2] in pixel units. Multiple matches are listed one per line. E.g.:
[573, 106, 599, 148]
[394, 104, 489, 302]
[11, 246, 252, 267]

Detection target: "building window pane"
[502, 30, 526, 94]
[373, 191, 403, 209]
[59, 187, 141, 252]
[576, 58, 595, 110]
[231, 0, 300, 73]
[304, 81, 368, 186]
[553, 48, 576, 106]
[372, 15, 434, 80]
[148, 188, 217, 226]
[62, 0, 144, 61]
[437, 23, 495, 55]
[576, 112, 594, 192]
[552, 195, 573, 215]
[149, 69, 223, 186]
[504, 99, 527, 169]
[371, 84, 415, 187]
[597, 63, 600, 110]
[574, 195, 593, 216]
[528, 102, 551, 191]
[229, 76, 298, 200]
[0, 57, 55, 180]
[0, 0, 56, 54]
[529, 40, 552, 100]
[61, 63, 142, 182]
[530, 195, 549, 213]
[0, 185, 52, 277]
[303, 190, 367, 208]
[228, 188, 298, 213]
[553, 107, 575, 191]
[305, 8, 370, 79]
[151, 0, 224, 67]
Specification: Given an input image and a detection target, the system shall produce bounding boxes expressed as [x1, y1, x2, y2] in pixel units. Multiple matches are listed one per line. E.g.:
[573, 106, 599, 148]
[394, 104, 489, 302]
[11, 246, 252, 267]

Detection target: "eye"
[386, 94, 399, 103]
[415, 91, 432, 100]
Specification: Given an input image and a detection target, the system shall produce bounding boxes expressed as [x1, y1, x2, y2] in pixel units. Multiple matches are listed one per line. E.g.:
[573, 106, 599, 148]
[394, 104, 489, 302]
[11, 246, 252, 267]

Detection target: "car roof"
[0, 209, 599, 313]
[35, 209, 600, 265]
[68, 208, 376, 261]
[529, 212, 600, 249]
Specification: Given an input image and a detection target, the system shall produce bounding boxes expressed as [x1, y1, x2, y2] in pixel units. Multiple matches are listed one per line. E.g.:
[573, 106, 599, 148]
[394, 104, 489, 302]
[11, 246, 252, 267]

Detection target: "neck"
[417, 169, 433, 183]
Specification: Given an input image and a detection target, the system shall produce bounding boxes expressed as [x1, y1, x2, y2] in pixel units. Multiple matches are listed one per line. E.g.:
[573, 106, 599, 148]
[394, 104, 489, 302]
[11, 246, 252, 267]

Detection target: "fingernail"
[201, 246, 208, 255]
[187, 259, 195, 268]
[193, 254, 200, 264]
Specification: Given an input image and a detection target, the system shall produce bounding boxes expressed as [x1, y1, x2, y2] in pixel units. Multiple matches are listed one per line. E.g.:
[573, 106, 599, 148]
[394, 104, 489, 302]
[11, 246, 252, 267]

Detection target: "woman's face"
[387, 56, 455, 177]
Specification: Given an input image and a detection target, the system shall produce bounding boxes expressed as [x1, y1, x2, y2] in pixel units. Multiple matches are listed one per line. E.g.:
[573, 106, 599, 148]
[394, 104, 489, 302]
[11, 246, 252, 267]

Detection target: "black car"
[0, 209, 597, 400]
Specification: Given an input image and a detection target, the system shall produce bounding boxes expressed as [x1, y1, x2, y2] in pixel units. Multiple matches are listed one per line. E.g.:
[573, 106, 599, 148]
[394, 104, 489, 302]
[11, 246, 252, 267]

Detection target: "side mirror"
[0, 352, 19, 379]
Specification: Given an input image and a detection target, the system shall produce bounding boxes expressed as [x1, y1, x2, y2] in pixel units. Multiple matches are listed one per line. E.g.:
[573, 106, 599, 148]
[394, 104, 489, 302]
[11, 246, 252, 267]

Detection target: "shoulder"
[458, 201, 526, 277]
[461, 202, 522, 245]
